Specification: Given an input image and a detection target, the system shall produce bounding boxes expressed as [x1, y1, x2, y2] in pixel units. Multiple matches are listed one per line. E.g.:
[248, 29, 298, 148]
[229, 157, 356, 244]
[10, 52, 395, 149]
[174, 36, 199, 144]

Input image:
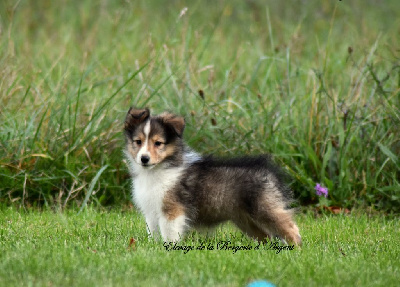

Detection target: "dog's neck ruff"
[126, 147, 200, 216]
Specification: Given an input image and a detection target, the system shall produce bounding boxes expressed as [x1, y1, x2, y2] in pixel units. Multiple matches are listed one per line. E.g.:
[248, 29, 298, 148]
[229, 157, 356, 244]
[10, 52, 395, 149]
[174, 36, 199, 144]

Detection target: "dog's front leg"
[145, 215, 160, 238]
[159, 215, 187, 242]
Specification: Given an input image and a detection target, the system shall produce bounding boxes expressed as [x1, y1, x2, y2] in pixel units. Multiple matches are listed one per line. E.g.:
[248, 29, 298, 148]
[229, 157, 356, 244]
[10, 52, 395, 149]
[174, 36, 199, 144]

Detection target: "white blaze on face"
[136, 120, 151, 163]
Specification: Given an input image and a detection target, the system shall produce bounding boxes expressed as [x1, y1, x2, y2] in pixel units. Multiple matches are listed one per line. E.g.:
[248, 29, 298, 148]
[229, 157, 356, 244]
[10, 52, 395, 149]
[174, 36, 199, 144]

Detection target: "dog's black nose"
[141, 155, 150, 164]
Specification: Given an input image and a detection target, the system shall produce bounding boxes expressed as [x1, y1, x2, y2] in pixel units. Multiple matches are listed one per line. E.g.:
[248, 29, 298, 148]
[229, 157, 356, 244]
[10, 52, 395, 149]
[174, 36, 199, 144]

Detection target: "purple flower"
[315, 184, 328, 198]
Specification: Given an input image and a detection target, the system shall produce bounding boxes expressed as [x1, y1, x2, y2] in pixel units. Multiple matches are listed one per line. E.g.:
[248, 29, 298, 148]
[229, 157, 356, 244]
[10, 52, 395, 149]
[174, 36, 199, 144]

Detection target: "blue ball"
[247, 280, 276, 287]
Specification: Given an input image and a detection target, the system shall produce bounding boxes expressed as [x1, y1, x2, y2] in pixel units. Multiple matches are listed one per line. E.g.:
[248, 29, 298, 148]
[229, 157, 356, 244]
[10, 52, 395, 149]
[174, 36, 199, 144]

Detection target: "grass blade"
[78, 165, 108, 214]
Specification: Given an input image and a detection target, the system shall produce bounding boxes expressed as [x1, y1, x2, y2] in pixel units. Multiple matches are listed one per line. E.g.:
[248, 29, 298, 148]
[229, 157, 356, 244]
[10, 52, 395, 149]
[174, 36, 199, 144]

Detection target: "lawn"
[1, 0, 399, 211]
[0, 208, 399, 286]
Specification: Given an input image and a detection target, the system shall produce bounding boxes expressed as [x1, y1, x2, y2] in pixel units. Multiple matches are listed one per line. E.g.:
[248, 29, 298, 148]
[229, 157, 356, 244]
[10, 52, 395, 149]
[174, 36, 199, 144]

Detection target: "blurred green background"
[0, 0, 399, 212]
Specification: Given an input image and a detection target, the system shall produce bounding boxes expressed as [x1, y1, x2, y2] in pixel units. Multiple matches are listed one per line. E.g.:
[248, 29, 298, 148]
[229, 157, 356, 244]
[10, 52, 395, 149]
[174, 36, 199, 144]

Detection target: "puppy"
[124, 108, 301, 245]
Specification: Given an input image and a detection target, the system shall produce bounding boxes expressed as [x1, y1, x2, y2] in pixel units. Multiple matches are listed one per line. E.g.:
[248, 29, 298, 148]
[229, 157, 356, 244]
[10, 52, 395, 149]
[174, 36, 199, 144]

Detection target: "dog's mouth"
[139, 162, 156, 169]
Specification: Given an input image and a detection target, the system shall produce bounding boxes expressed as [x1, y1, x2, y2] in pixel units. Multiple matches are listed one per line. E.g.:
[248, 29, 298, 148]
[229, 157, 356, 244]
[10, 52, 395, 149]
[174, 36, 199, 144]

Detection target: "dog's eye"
[135, 140, 142, 145]
[154, 141, 163, 147]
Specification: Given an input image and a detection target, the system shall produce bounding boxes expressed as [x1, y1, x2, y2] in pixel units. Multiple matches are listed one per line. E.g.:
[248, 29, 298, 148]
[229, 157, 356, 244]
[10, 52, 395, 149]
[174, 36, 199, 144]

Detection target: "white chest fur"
[132, 167, 184, 219]
[124, 148, 200, 240]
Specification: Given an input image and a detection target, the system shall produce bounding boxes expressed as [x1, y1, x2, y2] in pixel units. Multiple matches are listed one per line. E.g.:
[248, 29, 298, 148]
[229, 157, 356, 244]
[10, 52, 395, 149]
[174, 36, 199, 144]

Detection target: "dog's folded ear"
[125, 107, 150, 132]
[160, 112, 185, 137]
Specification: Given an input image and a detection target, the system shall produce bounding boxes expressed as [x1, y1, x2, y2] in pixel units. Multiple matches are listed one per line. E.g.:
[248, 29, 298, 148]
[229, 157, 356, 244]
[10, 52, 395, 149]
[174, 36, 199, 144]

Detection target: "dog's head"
[124, 107, 185, 168]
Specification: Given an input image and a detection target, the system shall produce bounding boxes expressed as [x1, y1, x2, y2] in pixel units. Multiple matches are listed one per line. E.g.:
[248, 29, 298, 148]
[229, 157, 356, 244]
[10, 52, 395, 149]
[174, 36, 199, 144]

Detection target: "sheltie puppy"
[124, 107, 301, 245]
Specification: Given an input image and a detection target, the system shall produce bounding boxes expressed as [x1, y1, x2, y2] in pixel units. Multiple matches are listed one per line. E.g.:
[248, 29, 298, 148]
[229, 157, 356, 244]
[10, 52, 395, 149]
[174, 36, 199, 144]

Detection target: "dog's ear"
[160, 112, 185, 137]
[124, 107, 150, 132]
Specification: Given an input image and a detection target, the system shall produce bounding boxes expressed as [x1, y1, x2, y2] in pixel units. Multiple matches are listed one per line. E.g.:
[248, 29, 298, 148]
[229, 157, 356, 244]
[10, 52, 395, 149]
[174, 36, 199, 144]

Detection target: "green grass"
[0, 208, 399, 286]
[0, 1, 399, 211]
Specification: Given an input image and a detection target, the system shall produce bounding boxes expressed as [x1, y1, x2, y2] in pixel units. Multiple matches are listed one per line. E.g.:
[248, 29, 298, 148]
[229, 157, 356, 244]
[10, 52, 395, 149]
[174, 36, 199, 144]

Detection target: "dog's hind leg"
[232, 215, 273, 242]
[254, 196, 302, 246]
[254, 214, 301, 246]
[255, 210, 302, 246]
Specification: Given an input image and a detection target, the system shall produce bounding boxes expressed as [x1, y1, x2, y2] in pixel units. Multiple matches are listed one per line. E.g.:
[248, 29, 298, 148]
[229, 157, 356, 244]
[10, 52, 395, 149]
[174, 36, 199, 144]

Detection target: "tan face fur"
[127, 120, 176, 167]
[125, 108, 184, 168]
